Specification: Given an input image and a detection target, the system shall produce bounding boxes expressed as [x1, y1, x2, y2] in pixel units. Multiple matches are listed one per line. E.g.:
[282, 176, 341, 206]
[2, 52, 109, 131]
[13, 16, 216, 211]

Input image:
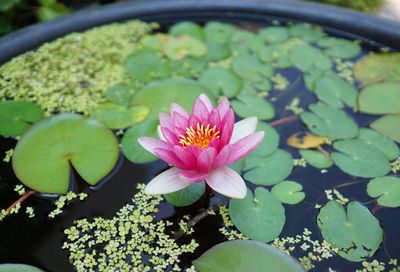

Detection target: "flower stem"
[5, 190, 37, 213]
[268, 115, 299, 126]
[317, 145, 330, 158]
[371, 203, 388, 215]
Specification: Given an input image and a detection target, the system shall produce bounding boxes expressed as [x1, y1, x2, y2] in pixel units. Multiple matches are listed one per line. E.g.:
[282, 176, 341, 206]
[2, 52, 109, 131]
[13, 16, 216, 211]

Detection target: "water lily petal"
[157, 125, 166, 141]
[179, 170, 209, 183]
[216, 97, 230, 118]
[219, 109, 235, 147]
[171, 102, 189, 119]
[159, 112, 174, 130]
[161, 127, 179, 145]
[154, 148, 187, 169]
[208, 109, 221, 128]
[225, 131, 265, 165]
[206, 166, 247, 199]
[192, 98, 209, 121]
[197, 147, 217, 171]
[212, 145, 231, 170]
[199, 93, 213, 112]
[173, 145, 197, 169]
[188, 115, 201, 128]
[173, 111, 188, 130]
[138, 137, 171, 156]
[144, 167, 194, 194]
[230, 116, 258, 144]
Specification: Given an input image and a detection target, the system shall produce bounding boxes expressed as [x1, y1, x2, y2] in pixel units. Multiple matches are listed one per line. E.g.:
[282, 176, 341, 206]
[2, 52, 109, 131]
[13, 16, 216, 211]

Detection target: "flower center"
[179, 123, 220, 149]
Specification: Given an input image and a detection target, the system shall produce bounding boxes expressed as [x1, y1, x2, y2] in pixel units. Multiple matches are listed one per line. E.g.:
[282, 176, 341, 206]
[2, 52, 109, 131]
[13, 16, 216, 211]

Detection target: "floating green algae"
[0, 21, 158, 116]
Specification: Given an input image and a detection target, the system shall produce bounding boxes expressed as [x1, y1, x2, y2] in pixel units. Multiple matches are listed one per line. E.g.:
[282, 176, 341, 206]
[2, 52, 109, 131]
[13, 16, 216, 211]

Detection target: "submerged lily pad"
[204, 22, 236, 43]
[300, 103, 358, 140]
[121, 119, 159, 163]
[289, 44, 332, 72]
[0, 263, 44, 272]
[164, 181, 205, 207]
[229, 187, 285, 242]
[90, 103, 149, 129]
[193, 240, 304, 272]
[12, 114, 119, 194]
[331, 139, 391, 178]
[232, 55, 274, 82]
[169, 21, 205, 40]
[317, 201, 383, 262]
[367, 176, 400, 207]
[354, 53, 400, 85]
[299, 150, 333, 169]
[271, 181, 305, 204]
[258, 26, 289, 43]
[125, 54, 170, 82]
[252, 121, 279, 157]
[358, 81, 400, 114]
[230, 94, 275, 120]
[131, 78, 215, 119]
[317, 37, 361, 59]
[359, 128, 400, 160]
[104, 83, 136, 108]
[163, 35, 207, 60]
[244, 149, 293, 186]
[370, 114, 400, 143]
[314, 74, 358, 109]
[198, 67, 241, 98]
[288, 24, 325, 42]
[0, 100, 44, 136]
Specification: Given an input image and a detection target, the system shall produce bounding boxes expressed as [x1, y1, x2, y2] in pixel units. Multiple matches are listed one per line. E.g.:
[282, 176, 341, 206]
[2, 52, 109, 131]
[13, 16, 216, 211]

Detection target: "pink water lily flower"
[138, 94, 264, 199]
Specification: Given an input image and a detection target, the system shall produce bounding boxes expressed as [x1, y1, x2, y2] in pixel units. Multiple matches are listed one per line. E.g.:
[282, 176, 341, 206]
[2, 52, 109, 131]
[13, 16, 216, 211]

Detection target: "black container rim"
[0, 0, 400, 64]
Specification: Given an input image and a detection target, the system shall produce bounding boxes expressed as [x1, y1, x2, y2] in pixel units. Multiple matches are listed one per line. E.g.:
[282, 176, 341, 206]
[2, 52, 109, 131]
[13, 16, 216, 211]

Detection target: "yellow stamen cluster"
[179, 123, 220, 149]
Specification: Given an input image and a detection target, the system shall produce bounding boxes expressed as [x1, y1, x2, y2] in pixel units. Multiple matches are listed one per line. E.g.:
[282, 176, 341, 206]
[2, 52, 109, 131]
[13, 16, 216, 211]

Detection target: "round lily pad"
[251, 121, 279, 157]
[164, 181, 205, 207]
[193, 240, 305, 272]
[258, 43, 293, 68]
[162, 35, 207, 60]
[271, 181, 305, 204]
[125, 54, 170, 82]
[204, 21, 236, 43]
[367, 176, 400, 208]
[0, 100, 44, 136]
[230, 30, 264, 53]
[204, 41, 231, 62]
[289, 44, 332, 72]
[121, 119, 159, 163]
[314, 74, 358, 109]
[288, 24, 325, 42]
[317, 201, 383, 262]
[232, 55, 274, 82]
[331, 139, 391, 178]
[354, 53, 400, 85]
[317, 37, 361, 59]
[370, 114, 400, 143]
[12, 114, 119, 194]
[300, 103, 359, 140]
[299, 150, 333, 169]
[230, 94, 275, 120]
[359, 128, 400, 160]
[0, 263, 44, 272]
[169, 21, 205, 40]
[104, 83, 136, 108]
[198, 67, 241, 98]
[131, 78, 215, 119]
[229, 187, 285, 242]
[286, 131, 326, 149]
[258, 26, 289, 43]
[90, 103, 149, 129]
[244, 149, 293, 186]
[170, 57, 207, 78]
[358, 81, 400, 114]
[140, 33, 169, 50]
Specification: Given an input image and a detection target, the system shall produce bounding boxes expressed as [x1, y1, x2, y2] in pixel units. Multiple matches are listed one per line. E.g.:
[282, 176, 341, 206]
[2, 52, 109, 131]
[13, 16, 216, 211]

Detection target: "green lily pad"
[104, 83, 136, 108]
[289, 44, 332, 72]
[163, 35, 207, 60]
[300, 103, 358, 140]
[198, 67, 241, 98]
[354, 53, 400, 85]
[367, 176, 400, 207]
[288, 24, 325, 42]
[121, 119, 159, 163]
[230, 30, 264, 53]
[299, 150, 333, 169]
[12, 114, 119, 194]
[204, 21, 236, 43]
[131, 78, 215, 119]
[193, 240, 305, 272]
[140, 33, 169, 50]
[125, 54, 170, 83]
[370, 114, 400, 143]
[204, 41, 231, 62]
[331, 139, 391, 178]
[271, 181, 305, 204]
[169, 21, 205, 40]
[358, 81, 400, 114]
[164, 181, 205, 207]
[317, 37, 361, 59]
[90, 103, 149, 129]
[359, 128, 400, 160]
[244, 149, 293, 186]
[0, 100, 44, 136]
[251, 121, 279, 157]
[314, 74, 358, 109]
[230, 94, 275, 120]
[170, 57, 207, 78]
[0, 263, 44, 272]
[258, 43, 293, 68]
[232, 55, 274, 82]
[258, 26, 289, 43]
[317, 201, 383, 262]
[229, 187, 285, 242]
